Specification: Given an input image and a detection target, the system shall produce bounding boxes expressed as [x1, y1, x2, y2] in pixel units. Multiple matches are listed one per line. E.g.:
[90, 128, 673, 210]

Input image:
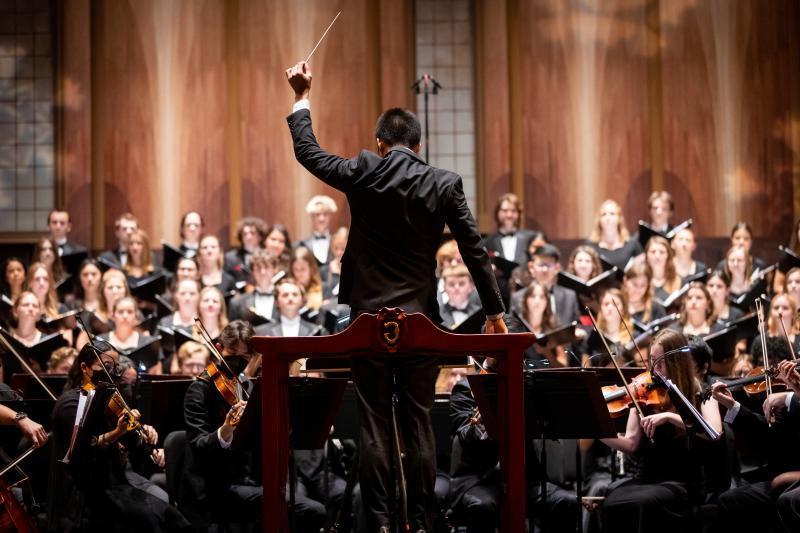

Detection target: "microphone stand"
[411, 74, 442, 162]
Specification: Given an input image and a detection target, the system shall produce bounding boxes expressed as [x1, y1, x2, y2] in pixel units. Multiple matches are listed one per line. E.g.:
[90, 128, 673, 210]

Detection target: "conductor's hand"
[285, 62, 312, 101]
[485, 317, 508, 334]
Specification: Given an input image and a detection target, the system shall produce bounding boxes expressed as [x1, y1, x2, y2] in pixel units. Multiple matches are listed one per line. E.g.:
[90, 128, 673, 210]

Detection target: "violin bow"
[0, 329, 57, 401]
[586, 307, 652, 439]
[193, 318, 250, 401]
[777, 312, 797, 362]
[611, 299, 649, 369]
[755, 299, 773, 396]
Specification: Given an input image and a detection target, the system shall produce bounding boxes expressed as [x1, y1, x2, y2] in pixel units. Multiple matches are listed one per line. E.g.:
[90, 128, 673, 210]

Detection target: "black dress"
[589, 238, 642, 272]
[46, 387, 190, 532]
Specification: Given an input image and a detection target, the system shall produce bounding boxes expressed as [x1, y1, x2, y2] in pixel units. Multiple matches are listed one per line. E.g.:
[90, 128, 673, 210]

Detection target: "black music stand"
[469, 370, 616, 533]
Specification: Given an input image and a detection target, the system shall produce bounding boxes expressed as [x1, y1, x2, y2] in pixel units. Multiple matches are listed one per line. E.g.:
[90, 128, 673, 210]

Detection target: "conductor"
[286, 61, 507, 532]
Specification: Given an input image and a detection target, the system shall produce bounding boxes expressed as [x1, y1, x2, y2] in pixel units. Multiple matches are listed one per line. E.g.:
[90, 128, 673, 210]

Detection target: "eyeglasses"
[533, 262, 556, 271]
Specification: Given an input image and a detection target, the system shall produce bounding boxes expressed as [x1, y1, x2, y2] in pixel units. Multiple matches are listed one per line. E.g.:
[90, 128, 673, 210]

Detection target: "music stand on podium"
[252, 308, 534, 532]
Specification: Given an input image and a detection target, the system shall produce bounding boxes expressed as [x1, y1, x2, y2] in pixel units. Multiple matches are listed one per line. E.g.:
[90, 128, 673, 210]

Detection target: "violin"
[81, 381, 155, 456]
[0, 479, 35, 533]
[701, 360, 799, 402]
[603, 371, 667, 418]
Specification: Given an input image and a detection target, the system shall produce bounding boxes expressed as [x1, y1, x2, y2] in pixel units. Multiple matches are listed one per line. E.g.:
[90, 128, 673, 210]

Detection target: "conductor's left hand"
[286, 62, 312, 100]
[485, 317, 508, 334]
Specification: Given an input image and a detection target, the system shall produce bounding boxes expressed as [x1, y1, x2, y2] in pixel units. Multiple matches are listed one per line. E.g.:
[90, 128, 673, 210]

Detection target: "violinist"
[710, 343, 800, 533]
[600, 329, 723, 533]
[47, 340, 189, 531]
[0, 402, 47, 448]
[182, 320, 264, 528]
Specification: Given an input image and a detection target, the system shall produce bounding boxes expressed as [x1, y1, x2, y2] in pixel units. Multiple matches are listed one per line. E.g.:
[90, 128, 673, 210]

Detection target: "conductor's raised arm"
[285, 61, 366, 193]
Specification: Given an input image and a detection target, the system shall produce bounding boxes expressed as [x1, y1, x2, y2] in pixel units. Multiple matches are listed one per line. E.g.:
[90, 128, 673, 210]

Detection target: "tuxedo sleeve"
[444, 177, 504, 317]
[287, 108, 366, 193]
[184, 380, 223, 454]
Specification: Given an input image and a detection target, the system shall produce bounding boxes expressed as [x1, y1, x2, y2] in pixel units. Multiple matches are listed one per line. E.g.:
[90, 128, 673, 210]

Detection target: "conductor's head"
[375, 108, 421, 156]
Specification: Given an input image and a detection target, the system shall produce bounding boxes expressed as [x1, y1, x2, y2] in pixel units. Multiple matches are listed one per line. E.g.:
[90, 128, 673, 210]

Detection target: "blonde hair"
[98, 269, 130, 317]
[768, 293, 798, 336]
[124, 229, 155, 275]
[651, 329, 700, 408]
[176, 340, 210, 367]
[199, 234, 224, 271]
[597, 289, 633, 344]
[589, 200, 630, 243]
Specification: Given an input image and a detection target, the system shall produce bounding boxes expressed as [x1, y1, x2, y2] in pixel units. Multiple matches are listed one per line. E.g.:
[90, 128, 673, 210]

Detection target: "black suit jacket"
[58, 240, 87, 257]
[438, 291, 483, 329]
[484, 229, 534, 269]
[228, 291, 280, 323]
[288, 109, 504, 321]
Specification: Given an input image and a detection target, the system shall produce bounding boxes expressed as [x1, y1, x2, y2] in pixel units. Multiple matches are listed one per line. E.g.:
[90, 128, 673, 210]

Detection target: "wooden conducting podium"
[252, 307, 533, 532]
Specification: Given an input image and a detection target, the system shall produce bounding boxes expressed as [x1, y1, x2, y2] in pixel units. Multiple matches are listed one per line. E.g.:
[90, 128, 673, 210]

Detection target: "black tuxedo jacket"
[288, 109, 504, 322]
[438, 291, 483, 329]
[485, 229, 534, 268]
[58, 240, 87, 256]
[228, 291, 280, 322]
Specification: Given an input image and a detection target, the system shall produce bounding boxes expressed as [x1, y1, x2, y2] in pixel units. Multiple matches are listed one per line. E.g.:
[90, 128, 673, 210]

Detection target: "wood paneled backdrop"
[54, 0, 798, 251]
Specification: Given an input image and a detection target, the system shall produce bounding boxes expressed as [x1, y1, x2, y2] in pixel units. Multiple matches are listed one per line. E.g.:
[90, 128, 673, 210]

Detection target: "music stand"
[469, 369, 616, 533]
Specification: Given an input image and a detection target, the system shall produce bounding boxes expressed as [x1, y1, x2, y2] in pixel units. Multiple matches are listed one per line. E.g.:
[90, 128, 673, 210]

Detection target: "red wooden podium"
[252, 308, 532, 532]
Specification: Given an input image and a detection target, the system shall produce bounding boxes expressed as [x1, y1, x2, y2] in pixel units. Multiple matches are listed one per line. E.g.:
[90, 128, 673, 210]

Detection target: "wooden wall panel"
[91, 0, 228, 247]
[660, 0, 799, 241]
[514, 0, 651, 238]
[56, 0, 92, 247]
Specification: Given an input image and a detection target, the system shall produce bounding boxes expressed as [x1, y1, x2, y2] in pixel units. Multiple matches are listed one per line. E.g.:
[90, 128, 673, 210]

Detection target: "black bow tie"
[254, 290, 273, 297]
[313, 233, 328, 240]
[500, 231, 516, 238]
[446, 303, 468, 313]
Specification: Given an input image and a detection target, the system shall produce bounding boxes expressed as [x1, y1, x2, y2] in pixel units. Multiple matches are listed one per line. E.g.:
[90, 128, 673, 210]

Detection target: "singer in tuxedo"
[286, 61, 506, 533]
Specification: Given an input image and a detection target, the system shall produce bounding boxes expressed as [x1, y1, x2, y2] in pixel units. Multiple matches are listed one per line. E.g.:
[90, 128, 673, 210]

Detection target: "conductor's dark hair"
[375, 108, 421, 148]
[219, 320, 255, 351]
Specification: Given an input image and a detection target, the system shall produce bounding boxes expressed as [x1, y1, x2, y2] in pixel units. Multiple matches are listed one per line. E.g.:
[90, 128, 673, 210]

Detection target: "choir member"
[99, 296, 161, 374]
[32, 236, 66, 285]
[583, 289, 633, 367]
[99, 212, 139, 268]
[2, 257, 25, 301]
[706, 270, 743, 327]
[72, 259, 103, 313]
[723, 245, 752, 299]
[673, 282, 720, 337]
[671, 228, 706, 279]
[510, 244, 580, 328]
[47, 340, 188, 531]
[507, 230, 550, 294]
[750, 293, 800, 366]
[321, 226, 347, 303]
[159, 279, 200, 330]
[485, 193, 535, 266]
[290, 246, 323, 312]
[9, 291, 45, 351]
[198, 234, 236, 293]
[25, 261, 67, 318]
[782, 267, 800, 313]
[257, 278, 324, 338]
[521, 280, 568, 366]
[773, 219, 800, 293]
[224, 216, 268, 283]
[47, 346, 77, 374]
[124, 229, 162, 282]
[567, 244, 603, 282]
[645, 236, 682, 302]
[264, 223, 292, 272]
[438, 265, 481, 329]
[601, 329, 722, 532]
[195, 286, 228, 341]
[300, 194, 338, 265]
[172, 340, 210, 377]
[623, 262, 667, 325]
[588, 199, 641, 271]
[646, 190, 675, 233]
[436, 239, 464, 304]
[715, 222, 767, 273]
[228, 250, 280, 322]
[179, 211, 204, 254]
[47, 209, 87, 256]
